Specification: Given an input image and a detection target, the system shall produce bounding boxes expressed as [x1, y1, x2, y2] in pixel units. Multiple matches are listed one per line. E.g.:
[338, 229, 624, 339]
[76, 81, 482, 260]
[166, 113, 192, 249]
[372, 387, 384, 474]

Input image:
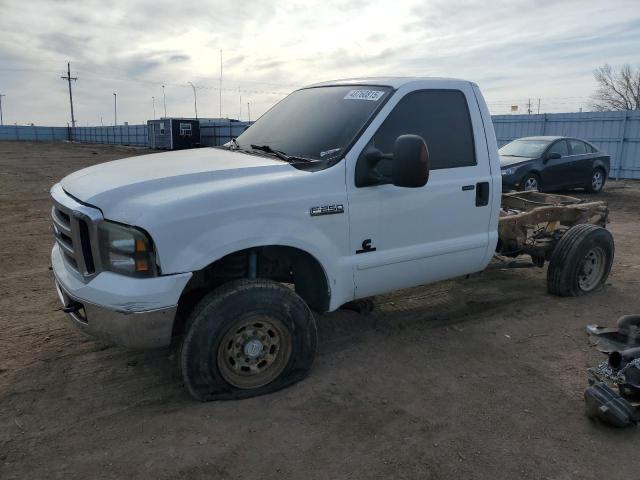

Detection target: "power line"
[60, 62, 77, 127]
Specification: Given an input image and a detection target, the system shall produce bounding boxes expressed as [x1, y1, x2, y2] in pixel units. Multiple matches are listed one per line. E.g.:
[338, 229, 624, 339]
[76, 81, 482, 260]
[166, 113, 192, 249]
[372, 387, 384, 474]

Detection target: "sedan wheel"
[589, 169, 605, 193]
[522, 174, 540, 192]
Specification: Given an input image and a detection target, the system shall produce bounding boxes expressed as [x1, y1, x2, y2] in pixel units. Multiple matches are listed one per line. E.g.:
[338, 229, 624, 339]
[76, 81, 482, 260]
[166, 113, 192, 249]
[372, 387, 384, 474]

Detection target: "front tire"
[586, 168, 606, 193]
[180, 279, 318, 401]
[547, 224, 614, 297]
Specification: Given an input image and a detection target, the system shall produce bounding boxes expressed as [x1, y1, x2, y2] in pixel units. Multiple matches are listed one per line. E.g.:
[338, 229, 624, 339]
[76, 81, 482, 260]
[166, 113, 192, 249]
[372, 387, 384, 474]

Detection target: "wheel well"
[172, 246, 330, 338]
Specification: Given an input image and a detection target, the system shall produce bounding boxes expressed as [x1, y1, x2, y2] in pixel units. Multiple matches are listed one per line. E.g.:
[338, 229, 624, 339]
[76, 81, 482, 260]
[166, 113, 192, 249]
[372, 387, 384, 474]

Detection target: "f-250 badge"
[310, 204, 344, 217]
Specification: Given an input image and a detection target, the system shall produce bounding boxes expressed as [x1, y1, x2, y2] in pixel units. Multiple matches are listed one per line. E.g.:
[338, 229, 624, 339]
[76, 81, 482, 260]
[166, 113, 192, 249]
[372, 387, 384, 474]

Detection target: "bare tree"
[591, 64, 640, 111]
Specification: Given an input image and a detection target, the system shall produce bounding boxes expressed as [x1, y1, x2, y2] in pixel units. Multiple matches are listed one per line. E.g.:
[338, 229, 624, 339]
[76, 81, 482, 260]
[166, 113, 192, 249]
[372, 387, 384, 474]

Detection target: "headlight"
[501, 167, 517, 176]
[98, 221, 158, 277]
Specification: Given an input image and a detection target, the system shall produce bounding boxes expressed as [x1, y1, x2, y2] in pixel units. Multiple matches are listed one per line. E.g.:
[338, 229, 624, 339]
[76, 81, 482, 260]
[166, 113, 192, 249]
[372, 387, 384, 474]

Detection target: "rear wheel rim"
[217, 315, 292, 389]
[524, 176, 538, 191]
[592, 170, 603, 191]
[578, 246, 607, 291]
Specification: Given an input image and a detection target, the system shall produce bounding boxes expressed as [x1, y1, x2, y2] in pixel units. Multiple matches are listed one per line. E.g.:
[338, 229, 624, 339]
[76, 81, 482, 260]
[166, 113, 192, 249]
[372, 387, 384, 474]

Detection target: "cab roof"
[304, 77, 476, 90]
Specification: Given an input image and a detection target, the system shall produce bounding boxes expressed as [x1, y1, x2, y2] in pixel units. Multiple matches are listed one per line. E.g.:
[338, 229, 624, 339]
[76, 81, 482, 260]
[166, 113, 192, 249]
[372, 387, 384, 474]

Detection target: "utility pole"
[162, 84, 167, 117]
[247, 102, 251, 122]
[527, 98, 532, 115]
[152, 96, 156, 119]
[0, 93, 5, 126]
[219, 49, 223, 118]
[188, 82, 198, 119]
[61, 62, 77, 127]
[537, 98, 541, 114]
[113, 92, 117, 125]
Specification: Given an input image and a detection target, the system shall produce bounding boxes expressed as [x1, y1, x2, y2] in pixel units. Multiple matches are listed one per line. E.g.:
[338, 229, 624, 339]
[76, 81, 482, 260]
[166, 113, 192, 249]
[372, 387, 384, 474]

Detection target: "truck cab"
[51, 77, 503, 400]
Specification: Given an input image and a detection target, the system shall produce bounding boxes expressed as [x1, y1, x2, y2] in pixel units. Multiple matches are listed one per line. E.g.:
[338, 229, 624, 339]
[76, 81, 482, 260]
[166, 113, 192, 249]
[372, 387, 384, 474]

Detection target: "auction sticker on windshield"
[344, 89, 385, 101]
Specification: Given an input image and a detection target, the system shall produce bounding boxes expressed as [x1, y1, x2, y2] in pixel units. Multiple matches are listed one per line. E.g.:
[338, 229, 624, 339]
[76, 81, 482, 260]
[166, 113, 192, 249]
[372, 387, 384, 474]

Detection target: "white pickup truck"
[51, 77, 614, 400]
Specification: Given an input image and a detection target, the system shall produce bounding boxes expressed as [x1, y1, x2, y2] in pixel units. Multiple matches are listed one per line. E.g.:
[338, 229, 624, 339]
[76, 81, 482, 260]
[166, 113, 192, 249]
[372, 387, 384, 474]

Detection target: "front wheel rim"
[578, 247, 607, 291]
[524, 177, 538, 191]
[592, 171, 603, 191]
[217, 315, 292, 389]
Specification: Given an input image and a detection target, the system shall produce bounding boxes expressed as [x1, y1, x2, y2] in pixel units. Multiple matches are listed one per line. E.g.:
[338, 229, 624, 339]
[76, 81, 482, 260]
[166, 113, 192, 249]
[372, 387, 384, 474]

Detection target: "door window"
[364, 90, 476, 172]
[569, 139, 587, 155]
[548, 140, 568, 157]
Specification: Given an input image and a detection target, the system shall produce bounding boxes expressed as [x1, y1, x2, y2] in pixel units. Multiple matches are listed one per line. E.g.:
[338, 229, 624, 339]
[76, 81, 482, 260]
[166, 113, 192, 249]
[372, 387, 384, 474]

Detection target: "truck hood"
[60, 147, 297, 223]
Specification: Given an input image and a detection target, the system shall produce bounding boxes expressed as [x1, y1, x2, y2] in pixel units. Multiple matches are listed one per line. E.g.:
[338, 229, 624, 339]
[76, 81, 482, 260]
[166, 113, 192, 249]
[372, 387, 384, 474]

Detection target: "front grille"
[78, 219, 95, 273]
[51, 197, 97, 277]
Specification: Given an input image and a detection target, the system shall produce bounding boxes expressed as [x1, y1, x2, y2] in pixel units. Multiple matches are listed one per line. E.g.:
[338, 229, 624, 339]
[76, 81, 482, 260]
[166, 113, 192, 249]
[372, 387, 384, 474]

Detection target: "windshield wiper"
[250, 144, 312, 163]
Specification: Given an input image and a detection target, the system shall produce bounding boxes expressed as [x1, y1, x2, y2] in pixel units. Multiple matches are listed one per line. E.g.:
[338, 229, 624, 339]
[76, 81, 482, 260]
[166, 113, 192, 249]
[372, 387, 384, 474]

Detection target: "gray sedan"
[500, 136, 610, 193]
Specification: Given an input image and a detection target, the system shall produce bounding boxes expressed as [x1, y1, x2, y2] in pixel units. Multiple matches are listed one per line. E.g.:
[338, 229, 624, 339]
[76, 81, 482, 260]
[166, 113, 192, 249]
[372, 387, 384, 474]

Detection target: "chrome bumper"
[54, 280, 177, 349]
[51, 243, 192, 349]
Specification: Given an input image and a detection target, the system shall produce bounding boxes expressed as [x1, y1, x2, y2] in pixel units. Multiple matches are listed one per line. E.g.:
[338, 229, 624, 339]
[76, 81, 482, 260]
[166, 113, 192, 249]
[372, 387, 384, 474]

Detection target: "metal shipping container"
[147, 118, 201, 150]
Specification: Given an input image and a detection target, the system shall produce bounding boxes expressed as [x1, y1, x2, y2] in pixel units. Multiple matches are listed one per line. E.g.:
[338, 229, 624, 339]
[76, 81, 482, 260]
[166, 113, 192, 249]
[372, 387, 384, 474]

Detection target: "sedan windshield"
[499, 139, 551, 158]
[234, 85, 392, 161]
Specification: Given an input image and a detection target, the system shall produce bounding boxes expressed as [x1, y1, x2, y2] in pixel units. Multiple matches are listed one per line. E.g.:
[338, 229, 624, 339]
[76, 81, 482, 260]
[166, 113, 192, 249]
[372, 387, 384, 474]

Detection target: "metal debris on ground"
[585, 315, 640, 428]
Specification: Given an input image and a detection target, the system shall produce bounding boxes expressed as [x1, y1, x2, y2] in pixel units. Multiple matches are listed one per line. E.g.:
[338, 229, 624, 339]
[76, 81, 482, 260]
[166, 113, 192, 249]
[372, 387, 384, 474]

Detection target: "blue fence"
[0, 122, 249, 148]
[493, 111, 640, 179]
[0, 125, 69, 142]
[200, 120, 251, 147]
[0, 124, 149, 146]
[2, 111, 640, 179]
[71, 125, 148, 146]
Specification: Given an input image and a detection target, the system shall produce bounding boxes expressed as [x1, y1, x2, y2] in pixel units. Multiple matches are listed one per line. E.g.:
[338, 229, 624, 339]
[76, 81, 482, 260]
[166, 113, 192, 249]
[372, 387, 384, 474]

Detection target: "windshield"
[234, 85, 392, 161]
[499, 139, 551, 158]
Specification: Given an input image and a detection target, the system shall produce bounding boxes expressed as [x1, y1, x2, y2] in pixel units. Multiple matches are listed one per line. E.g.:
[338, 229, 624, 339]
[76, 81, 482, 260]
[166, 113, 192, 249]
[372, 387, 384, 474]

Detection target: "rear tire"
[180, 279, 318, 401]
[547, 224, 614, 297]
[586, 168, 606, 193]
[521, 173, 541, 192]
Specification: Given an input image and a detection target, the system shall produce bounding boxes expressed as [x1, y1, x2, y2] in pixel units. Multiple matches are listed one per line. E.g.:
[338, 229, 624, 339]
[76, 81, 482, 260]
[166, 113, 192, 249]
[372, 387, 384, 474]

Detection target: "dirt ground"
[1, 140, 639, 479]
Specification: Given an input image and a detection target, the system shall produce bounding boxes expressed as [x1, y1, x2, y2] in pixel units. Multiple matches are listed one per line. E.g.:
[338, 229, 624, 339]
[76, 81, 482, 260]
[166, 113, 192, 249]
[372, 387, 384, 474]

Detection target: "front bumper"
[51, 244, 192, 349]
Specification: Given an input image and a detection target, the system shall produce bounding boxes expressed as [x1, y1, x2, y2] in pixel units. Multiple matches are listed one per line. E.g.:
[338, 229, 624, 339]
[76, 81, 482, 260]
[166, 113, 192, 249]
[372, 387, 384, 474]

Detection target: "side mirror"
[392, 135, 430, 188]
[546, 152, 561, 161]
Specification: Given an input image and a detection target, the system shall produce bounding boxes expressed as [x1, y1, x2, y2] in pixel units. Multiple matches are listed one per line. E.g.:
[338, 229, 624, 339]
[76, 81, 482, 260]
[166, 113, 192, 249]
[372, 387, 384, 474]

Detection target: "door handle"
[475, 182, 489, 206]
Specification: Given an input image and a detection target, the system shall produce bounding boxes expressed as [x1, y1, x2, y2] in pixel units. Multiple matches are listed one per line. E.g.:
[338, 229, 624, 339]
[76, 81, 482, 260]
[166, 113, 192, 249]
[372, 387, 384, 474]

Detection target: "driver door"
[541, 139, 571, 190]
[345, 85, 495, 299]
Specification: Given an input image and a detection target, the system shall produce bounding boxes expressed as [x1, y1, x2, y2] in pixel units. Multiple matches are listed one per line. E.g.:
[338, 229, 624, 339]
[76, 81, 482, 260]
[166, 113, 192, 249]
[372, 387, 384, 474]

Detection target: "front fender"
[168, 216, 353, 310]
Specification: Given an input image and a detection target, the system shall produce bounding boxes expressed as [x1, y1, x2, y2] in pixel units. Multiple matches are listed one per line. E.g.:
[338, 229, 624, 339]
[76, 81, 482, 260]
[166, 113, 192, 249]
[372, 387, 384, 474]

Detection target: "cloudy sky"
[0, 0, 639, 126]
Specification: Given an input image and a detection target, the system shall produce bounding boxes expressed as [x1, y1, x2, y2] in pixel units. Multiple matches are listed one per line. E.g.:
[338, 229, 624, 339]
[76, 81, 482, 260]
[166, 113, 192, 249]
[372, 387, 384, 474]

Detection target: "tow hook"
[62, 302, 83, 314]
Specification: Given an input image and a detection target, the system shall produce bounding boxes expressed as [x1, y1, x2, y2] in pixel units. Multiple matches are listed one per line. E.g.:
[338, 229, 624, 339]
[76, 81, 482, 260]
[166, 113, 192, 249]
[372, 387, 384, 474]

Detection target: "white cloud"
[0, 0, 638, 125]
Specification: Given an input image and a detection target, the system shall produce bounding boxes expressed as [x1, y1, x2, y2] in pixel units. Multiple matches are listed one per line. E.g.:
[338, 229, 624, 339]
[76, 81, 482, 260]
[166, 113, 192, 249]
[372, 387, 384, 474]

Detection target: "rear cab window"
[359, 90, 476, 181]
